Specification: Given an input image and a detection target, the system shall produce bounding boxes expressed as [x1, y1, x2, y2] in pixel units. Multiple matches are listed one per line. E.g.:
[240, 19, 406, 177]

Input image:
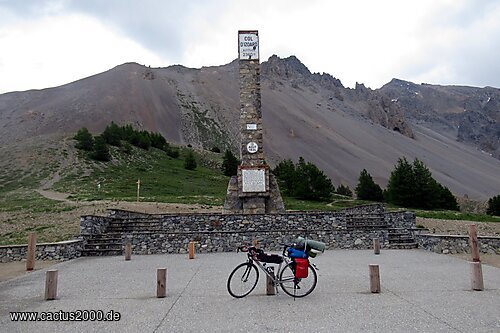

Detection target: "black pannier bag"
[256, 252, 284, 264]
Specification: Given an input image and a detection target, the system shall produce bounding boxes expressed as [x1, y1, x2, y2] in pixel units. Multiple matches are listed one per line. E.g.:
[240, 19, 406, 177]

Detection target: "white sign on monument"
[246, 142, 258, 153]
[239, 32, 259, 60]
[242, 169, 266, 192]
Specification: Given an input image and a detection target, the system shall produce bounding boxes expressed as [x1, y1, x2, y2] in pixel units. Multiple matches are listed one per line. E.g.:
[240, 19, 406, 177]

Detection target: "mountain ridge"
[0, 55, 499, 199]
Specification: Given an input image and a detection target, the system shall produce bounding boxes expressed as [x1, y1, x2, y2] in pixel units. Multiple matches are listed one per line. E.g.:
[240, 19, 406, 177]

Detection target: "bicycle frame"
[245, 252, 305, 286]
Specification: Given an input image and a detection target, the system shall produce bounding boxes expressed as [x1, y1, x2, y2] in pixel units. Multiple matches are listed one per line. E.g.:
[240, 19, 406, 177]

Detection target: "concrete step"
[84, 243, 122, 250]
[387, 243, 418, 249]
[81, 249, 122, 256]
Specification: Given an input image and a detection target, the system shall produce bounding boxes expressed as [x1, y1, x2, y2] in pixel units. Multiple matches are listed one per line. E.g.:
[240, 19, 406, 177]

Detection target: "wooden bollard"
[470, 262, 484, 291]
[124, 242, 132, 261]
[26, 232, 36, 271]
[45, 270, 58, 300]
[188, 241, 195, 259]
[373, 238, 380, 255]
[468, 224, 481, 262]
[369, 264, 381, 293]
[266, 267, 276, 295]
[157, 268, 167, 298]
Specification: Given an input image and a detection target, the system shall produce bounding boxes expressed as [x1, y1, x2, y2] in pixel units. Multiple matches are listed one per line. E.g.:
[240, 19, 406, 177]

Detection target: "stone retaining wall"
[0, 240, 83, 263]
[120, 230, 391, 255]
[416, 234, 500, 255]
[384, 211, 416, 229]
[1, 204, 418, 261]
[82, 204, 411, 254]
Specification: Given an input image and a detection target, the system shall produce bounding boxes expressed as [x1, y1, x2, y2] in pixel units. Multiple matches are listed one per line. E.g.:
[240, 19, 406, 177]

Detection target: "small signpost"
[136, 179, 141, 203]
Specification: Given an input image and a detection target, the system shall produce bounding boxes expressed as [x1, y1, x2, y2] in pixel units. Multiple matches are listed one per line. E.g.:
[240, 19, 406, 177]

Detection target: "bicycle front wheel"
[279, 262, 317, 298]
[227, 262, 259, 298]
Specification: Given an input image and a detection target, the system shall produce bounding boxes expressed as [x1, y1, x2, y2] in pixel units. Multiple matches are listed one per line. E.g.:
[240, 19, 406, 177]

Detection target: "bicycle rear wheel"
[279, 262, 317, 298]
[227, 262, 259, 298]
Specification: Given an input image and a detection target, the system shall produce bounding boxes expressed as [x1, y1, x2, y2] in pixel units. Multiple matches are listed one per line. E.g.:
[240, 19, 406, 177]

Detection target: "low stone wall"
[0, 240, 83, 263]
[416, 234, 500, 255]
[120, 229, 390, 255]
[80, 215, 111, 236]
[384, 211, 416, 229]
[81, 204, 413, 254]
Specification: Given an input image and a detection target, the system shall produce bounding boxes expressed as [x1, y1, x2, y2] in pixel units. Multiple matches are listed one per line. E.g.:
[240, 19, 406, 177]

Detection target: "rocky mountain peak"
[261, 55, 312, 79]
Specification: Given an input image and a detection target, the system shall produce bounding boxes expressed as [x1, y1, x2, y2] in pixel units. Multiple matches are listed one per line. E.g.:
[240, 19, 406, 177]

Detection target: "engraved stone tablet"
[242, 169, 266, 192]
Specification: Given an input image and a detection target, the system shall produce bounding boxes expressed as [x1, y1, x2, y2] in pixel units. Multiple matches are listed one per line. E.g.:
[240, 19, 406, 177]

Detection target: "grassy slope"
[1, 138, 498, 245]
[53, 146, 228, 206]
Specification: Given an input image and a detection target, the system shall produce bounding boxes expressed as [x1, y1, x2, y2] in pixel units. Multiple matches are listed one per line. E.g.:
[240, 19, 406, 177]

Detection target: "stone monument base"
[223, 174, 285, 214]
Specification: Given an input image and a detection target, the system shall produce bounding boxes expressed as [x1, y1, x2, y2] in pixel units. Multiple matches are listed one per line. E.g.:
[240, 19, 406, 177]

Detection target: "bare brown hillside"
[0, 56, 499, 199]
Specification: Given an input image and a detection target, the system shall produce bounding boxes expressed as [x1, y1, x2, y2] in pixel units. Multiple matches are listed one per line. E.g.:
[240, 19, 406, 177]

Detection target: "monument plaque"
[242, 169, 266, 192]
[238, 32, 259, 60]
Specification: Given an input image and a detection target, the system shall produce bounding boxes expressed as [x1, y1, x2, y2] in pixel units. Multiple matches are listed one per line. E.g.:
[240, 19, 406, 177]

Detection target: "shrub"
[74, 127, 94, 151]
[102, 122, 122, 147]
[336, 184, 353, 197]
[221, 150, 239, 176]
[184, 151, 197, 170]
[91, 136, 111, 161]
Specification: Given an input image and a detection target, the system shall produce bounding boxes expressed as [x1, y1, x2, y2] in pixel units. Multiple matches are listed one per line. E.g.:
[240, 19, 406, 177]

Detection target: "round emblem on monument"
[246, 142, 258, 154]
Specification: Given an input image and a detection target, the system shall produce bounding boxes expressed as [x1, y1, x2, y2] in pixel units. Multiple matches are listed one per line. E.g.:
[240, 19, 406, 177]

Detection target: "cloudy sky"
[1, 0, 499, 93]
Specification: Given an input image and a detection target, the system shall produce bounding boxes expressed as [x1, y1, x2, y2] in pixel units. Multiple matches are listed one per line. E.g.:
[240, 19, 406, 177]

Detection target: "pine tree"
[487, 195, 500, 216]
[435, 184, 459, 211]
[221, 150, 239, 176]
[74, 127, 94, 151]
[412, 159, 439, 209]
[184, 151, 197, 170]
[150, 132, 167, 149]
[336, 184, 353, 197]
[355, 169, 384, 201]
[102, 122, 122, 146]
[294, 157, 334, 201]
[137, 131, 151, 150]
[385, 157, 415, 207]
[91, 136, 111, 161]
[273, 159, 297, 196]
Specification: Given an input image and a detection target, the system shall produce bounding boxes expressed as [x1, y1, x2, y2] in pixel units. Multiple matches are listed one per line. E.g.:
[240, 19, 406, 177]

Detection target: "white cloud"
[0, 0, 499, 92]
[0, 14, 166, 93]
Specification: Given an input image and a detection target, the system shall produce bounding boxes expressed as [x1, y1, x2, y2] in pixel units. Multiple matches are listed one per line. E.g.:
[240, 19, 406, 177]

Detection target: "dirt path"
[416, 217, 500, 236]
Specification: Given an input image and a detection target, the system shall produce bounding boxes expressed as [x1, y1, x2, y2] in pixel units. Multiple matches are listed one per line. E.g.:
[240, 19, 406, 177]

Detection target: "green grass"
[415, 210, 500, 223]
[0, 190, 74, 213]
[53, 146, 228, 206]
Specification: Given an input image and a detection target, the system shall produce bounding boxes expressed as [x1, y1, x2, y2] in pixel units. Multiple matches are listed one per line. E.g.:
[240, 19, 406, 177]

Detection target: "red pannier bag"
[294, 258, 309, 278]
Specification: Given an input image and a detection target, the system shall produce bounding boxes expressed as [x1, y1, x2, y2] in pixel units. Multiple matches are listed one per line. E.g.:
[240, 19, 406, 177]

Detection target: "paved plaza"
[1, 249, 499, 332]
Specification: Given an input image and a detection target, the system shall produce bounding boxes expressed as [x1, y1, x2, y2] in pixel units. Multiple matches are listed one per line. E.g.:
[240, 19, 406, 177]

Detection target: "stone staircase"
[81, 234, 122, 256]
[388, 228, 417, 249]
[345, 215, 388, 230]
[81, 217, 164, 256]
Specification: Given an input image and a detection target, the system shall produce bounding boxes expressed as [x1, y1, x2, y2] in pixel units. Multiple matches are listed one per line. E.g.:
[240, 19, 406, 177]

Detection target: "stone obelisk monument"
[223, 30, 285, 214]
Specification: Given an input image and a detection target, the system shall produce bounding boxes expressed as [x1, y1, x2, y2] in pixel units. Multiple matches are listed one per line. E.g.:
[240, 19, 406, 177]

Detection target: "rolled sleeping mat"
[295, 237, 326, 253]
